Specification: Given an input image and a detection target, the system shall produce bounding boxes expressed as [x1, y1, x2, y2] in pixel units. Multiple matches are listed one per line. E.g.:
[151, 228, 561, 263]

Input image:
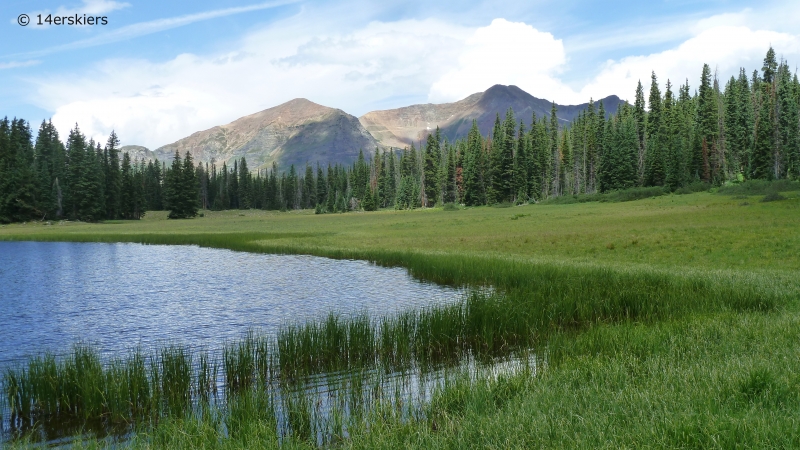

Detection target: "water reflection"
[0, 241, 464, 366]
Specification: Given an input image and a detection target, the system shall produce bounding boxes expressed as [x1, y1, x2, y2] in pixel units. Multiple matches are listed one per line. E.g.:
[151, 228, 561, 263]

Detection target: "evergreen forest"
[1, 48, 798, 223]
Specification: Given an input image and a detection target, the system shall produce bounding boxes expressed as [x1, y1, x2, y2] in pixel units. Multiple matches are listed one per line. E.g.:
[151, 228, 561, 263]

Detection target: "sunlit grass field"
[2, 187, 800, 448]
[3, 190, 798, 273]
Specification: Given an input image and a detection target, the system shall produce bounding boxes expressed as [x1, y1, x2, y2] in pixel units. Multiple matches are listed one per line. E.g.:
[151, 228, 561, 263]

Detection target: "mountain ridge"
[359, 85, 624, 148]
[124, 86, 625, 170]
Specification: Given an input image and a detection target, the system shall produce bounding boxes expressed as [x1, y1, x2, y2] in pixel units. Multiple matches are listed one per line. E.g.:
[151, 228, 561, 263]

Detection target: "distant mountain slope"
[119, 145, 157, 162]
[122, 87, 624, 170]
[359, 85, 624, 148]
[153, 99, 380, 170]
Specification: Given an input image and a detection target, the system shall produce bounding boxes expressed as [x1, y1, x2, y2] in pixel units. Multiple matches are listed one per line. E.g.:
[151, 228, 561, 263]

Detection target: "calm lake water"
[0, 241, 463, 367]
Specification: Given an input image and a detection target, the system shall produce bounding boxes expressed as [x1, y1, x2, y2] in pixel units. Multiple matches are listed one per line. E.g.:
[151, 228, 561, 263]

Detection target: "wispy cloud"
[11, 0, 299, 59]
[0, 60, 41, 70]
[52, 0, 131, 15]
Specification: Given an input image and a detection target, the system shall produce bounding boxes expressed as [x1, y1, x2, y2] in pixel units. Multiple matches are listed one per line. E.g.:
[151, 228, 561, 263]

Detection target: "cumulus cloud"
[579, 25, 800, 103]
[29, 8, 800, 150]
[35, 17, 470, 148]
[428, 19, 576, 103]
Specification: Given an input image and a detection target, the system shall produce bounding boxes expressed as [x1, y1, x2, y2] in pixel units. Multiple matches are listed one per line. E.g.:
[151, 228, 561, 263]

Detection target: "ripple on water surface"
[0, 241, 464, 366]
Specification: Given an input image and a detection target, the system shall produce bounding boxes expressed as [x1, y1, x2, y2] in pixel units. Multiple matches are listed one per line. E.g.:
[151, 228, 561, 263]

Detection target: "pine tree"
[120, 153, 134, 218]
[777, 62, 798, 179]
[239, 158, 251, 209]
[762, 47, 777, 85]
[526, 112, 543, 199]
[423, 131, 440, 206]
[104, 131, 122, 219]
[697, 64, 718, 182]
[645, 72, 663, 186]
[751, 82, 775, 179]
[584, 104, 598, 193]
[549, 103, 560, 197]
[230, 160, 240, 209]
[285, 165, 298, 209]
[0, 119, 38, 222]
[494, 108, 516, 202]
[386, 150, 397, 207]
[462, 120, 483, 205]
[316, 164, 327, 210]
[634, 80, 647, 182]
[165, 151, 199, 218]
[32, 120, 65, 219]
[180, 151, 199, 217]
[513, 121, 528, 202]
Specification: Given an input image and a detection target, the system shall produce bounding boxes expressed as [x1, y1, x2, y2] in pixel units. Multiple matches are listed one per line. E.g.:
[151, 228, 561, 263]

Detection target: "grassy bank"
[2, 186, 799, 447]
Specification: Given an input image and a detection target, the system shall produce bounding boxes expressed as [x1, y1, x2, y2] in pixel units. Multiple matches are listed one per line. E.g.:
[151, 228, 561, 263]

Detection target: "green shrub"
[718, 179, 800, 196]
[761, 192, 787, 202]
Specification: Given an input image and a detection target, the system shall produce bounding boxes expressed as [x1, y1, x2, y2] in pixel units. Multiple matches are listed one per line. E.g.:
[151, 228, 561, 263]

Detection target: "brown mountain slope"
[154, 98, 379, 170]
[359, 85, 624, 147]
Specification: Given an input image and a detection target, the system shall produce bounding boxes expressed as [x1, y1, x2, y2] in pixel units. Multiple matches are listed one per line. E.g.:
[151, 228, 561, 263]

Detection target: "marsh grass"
[2, 251, 783, 443]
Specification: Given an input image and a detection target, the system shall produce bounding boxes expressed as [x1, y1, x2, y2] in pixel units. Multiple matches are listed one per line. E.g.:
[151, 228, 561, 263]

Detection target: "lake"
[0, 241, 464, 367]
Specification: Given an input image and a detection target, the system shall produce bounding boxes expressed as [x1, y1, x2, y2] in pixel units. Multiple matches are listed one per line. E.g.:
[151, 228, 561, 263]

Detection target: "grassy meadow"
[1, 184, 800, 448]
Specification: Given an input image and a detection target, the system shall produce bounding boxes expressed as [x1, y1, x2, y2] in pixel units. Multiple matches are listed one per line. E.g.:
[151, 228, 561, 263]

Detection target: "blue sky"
[1, 0, 798, 148]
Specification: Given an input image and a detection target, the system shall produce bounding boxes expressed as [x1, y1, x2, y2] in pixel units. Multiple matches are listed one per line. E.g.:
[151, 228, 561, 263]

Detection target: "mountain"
[121, 86, 624, 170]
[359, 85, 625, 148]
[119, 145, 157, 162]
[153, 98, 380, 170]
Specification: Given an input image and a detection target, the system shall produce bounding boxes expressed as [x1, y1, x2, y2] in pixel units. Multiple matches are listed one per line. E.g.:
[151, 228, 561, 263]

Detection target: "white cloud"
[54, 0, 131, 15]
[0, 60, 40, 70]
[579, 25, 800, 103]
[35, 17, 470, 148]
[18, 0, 299, 56]
[29, 9, 800, 151]
[428, 19, 576, 103]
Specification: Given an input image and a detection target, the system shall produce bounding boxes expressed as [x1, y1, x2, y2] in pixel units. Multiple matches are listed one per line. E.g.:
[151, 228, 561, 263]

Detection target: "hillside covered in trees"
[0, 48, 797, 223]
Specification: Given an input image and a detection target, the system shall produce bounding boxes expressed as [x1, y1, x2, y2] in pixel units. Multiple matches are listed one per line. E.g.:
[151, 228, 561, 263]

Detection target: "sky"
[1, 0, 799, 149]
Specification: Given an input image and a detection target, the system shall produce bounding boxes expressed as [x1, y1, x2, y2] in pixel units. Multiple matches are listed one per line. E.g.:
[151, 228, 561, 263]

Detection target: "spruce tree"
[751, 82, 774, 179]
[316, 164, 327, 210]
[120, 153, 135, 218]
[494, 108, 516, 202]
[762, 47, 777, 85]
[777, 63, 798, 179]
[285, 165, 298, 209]
[179, 151, 199, 217]
[697, 64, 718, 182]
[513, 121, 528, 202]
[462, 120, 483, 205]
[164, 151, 198, 218]
[549, 103, 560, 197]
[634, 80, 647, 181]
[32, 120, 65, 219]
[239, 158, 251, 209]
[423, 131, 440, 206]
[104, 131, 122, 219]
[646, 72, 662, 185]
[0, 119, 38, 222]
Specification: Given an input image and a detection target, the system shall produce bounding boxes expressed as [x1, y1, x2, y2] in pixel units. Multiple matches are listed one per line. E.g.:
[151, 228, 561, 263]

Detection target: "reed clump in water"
[2, 345, 217, 433]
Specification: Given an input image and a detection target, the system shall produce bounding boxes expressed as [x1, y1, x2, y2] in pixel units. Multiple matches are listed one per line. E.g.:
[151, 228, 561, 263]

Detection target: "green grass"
[2, 185, 800, 448]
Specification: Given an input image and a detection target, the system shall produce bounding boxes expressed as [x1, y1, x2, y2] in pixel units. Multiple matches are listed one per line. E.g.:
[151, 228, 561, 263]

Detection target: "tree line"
[1, 48, 797, 223]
